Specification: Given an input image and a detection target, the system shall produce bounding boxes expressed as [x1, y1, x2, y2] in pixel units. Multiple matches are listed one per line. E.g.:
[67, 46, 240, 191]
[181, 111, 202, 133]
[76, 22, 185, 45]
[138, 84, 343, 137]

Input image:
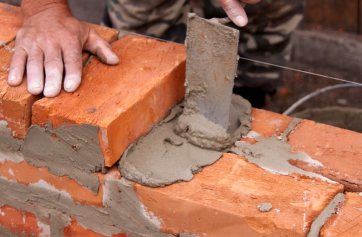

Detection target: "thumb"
[84, 28, 119, 65]
[218, 0, 248, 27]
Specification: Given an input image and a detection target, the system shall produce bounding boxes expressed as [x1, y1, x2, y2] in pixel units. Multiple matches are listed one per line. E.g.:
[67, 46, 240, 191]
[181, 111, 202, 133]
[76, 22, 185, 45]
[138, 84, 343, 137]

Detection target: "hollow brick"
[320, 192, 362, 237]
[31, 35, 186, 167]
[133, 153, 343, 236]
[0, 3, 22, 48]
[288, 120, 362, 191]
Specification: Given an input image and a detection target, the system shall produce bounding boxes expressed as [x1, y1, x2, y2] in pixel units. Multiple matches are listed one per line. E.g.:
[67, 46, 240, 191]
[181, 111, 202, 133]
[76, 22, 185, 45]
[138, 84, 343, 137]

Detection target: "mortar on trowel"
[119, 13, 252, 187]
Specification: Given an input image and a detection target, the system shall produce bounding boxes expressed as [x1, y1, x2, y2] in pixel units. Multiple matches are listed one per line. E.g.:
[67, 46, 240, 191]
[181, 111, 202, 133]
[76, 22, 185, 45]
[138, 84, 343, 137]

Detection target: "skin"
[8, 0, 260, 97]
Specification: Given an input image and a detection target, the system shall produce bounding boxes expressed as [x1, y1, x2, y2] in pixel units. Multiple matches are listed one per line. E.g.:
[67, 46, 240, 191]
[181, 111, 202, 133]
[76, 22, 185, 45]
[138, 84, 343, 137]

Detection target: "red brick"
[32, 35, 186, 167]
[0, 3, 22, 47]
[0, 43, 41, 139]
[0, 159, 121, 206]
[320, 192, 362, 237]
[134, 153, 343, 236]
[240, 108, 293, 144]
[63, 220, 127, 237]
[288, 120, 362, 191]
[0, 205, 50, 236]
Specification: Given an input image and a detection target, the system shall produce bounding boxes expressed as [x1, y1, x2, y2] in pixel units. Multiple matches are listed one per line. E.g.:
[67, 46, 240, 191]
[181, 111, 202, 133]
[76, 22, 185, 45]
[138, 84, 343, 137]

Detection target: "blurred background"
[1, 0, 361, 132]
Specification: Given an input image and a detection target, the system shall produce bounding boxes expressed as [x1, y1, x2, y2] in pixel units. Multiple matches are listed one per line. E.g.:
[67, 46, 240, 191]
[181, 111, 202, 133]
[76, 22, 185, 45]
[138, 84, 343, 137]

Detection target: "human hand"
[217, 0, 261, 27]
[8, 2, 119, 97]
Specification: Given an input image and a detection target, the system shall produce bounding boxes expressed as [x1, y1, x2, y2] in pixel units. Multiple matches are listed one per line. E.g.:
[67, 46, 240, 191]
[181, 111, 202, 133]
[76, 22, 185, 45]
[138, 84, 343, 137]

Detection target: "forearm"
[21, 0, 71, 20]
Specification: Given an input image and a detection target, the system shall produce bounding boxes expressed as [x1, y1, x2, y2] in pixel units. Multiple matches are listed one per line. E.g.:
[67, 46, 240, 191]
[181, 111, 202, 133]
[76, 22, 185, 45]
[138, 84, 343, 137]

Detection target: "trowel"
[184, 13, 240, 131]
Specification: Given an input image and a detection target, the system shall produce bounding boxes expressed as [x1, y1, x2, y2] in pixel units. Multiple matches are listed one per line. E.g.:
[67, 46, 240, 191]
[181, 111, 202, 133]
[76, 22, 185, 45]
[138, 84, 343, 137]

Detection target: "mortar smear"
[230, 118, 336, 183]
[119, 95, 252, 187]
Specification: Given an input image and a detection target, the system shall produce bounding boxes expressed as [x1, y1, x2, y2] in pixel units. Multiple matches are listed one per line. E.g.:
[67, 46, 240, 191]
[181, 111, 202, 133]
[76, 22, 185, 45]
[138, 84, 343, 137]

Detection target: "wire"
[283, 84, 362, 116]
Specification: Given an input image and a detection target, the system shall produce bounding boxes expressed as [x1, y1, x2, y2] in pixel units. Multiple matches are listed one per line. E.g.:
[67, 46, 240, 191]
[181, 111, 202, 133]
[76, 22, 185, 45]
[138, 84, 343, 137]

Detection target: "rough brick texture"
[0, 43, 41, 139]
[134, 153, 343, 236]
[0, 3, 22, 47]
[320, 192, 362, 237]
[31, 35, 186, 167]
[0, 205, 50, 236]
[288, 120, 362, 191]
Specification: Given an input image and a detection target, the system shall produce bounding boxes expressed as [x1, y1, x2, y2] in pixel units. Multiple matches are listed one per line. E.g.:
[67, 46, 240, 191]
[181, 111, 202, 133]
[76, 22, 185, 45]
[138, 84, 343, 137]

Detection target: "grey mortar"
[22, 122, 105, 194]
[307, 193, 346, 237]
[230, 118, 337, 183]
[258, 203, 273, 212]
[119, 95, 252, 187]
[0, 120, 23, 161]
[49, 210, 71, 237]
[0, 176, 172, 236]
[0, 226, 19, 237]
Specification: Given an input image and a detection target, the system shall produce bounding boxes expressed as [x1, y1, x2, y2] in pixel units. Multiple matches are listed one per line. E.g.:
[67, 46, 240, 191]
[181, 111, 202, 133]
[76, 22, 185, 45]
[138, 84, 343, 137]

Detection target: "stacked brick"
[1, 3, 361, 237]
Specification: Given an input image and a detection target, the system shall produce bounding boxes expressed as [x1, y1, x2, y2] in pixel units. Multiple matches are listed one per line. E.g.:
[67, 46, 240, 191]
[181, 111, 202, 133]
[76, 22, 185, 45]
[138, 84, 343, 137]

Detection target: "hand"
[8, 2, 119, 97]
[217, 0, 261, 27]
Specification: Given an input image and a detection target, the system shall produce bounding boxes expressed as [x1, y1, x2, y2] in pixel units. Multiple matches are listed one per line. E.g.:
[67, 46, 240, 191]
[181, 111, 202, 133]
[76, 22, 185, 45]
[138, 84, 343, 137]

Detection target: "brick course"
[0, 3, 361, 236]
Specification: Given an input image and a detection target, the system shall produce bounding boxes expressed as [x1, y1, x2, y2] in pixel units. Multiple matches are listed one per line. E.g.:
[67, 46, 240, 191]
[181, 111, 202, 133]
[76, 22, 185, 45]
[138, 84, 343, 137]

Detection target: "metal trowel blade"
[184, 13, 239, 130]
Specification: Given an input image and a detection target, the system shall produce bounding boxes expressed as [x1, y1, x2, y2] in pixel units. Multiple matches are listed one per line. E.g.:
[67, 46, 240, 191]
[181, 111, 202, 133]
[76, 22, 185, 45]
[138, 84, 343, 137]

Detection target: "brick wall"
[0, 3, 361, 236]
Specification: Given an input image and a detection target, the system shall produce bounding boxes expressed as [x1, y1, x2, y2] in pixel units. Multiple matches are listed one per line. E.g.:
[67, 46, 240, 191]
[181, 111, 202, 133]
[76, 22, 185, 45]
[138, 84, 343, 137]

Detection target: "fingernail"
[9, 75, 17, 82]
[44, 84, 55, 93]
[108, 53, 119, 65]
[235, 16, 247, 27]
[30, 81, 41, 89]
[64, 80, 74, 90]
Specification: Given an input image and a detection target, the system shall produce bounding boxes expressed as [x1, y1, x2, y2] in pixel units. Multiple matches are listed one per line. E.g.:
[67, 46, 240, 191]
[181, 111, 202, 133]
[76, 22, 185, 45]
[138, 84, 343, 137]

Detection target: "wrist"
[21, 0, 71, 20]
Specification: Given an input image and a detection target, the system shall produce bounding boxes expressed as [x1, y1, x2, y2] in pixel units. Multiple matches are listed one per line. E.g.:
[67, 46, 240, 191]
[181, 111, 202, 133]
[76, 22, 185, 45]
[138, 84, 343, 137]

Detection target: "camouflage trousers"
[102, 0, 304, 101]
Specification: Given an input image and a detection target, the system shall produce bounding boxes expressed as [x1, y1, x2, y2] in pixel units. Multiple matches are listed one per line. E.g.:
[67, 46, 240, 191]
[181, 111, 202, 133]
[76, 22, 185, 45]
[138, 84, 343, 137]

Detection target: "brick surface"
[0, 159, 120, 206]
[288, 120, 362, 191]
[32, 35, 186, 167]
[0, 43, 41, 139]
[0, 205, 50, 236]
[240, 108, 293, 144]
[63, 220, 127, 237]
[0, 3, 22, 48]
[320, 192, 362, 237]
[134, 153, 343, 236]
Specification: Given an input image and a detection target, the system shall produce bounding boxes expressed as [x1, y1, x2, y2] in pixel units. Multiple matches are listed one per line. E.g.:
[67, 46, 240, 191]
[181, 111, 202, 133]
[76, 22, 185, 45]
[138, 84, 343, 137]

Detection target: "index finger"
[8, 47, 27, 87]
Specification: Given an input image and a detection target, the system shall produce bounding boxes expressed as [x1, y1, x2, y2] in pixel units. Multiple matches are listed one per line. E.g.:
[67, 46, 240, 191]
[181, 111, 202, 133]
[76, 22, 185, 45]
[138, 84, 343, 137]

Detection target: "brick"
[0, 3, 22, 48]
[133, 153, 343, 236]
[0, 43, 41, 139]
[32, 35, 186, 167]
[288, 120, 362, 191]
[240, 108, 293, 144]
[0, 159, 120, 206]
[320, 192, 362, 237]
[0, 205, 50, 236]
[63, 220, 127, 237]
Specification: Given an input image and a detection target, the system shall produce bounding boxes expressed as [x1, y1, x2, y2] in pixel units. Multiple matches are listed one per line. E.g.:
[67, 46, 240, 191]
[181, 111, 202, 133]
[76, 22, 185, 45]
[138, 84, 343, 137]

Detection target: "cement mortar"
[0, 176, 172, 236]
[22, 122, 105, 194]
[175, 95, 252, 151]
[307, 193, 345, 237]
[119, 95, 251, 187]
[258, 203, 272, 212]
[0, 226, 19, 237]
[230, 118, 336, 183]
[0, 120, 23, 157]
[293, 106, 362, 133]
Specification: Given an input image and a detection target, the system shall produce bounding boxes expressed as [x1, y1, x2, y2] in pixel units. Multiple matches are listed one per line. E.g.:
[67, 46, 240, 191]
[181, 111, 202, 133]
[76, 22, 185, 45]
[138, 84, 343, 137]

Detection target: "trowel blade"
[184, 13, 239, 130]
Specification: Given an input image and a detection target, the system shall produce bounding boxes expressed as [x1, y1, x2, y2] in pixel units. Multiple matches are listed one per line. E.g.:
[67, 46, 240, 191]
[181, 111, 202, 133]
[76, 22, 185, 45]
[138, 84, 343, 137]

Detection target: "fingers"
[84, 29, 119, 65]
[218, 0, 250, 27]
[26, 46, 44, 95]
[62, 45, 83, 93]
[43, 46, 63, 97]
[8, 47, 27, 87]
